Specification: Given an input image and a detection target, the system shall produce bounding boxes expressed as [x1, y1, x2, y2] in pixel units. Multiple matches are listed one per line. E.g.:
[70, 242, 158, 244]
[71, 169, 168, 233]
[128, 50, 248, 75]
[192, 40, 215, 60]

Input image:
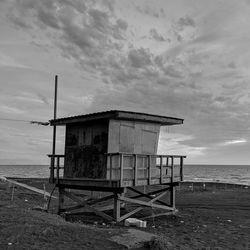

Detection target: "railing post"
[50, 157, 54, 183]
[171, 156, 174, 183]
[166, 156, 169, 176]
[110, 155, 112, 181]
[56, 156, 60, 183]
[120, 154, 124, 185]
[160, 156, 163, 184]
[180, 157, 184, 181]
[148, 155, 151, 185]
[50, 75, 58, 184]
[134, 154, 137, 186]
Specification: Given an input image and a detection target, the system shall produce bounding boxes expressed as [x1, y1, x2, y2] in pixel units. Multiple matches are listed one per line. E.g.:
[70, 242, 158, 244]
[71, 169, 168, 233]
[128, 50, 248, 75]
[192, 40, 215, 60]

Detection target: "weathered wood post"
[180, 156, 184, 181]
[50, 75, 58, 183]
[113, 193, 121, 221]
[58, 187, 64, 215]
[170, 156, 175, 208]
[160, 156, 163, 184]
[134, 154, 138, 186]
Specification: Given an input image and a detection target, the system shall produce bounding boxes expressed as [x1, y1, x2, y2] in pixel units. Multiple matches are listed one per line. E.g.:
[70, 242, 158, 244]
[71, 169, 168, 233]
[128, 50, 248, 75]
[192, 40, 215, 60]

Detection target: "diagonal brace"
[62, 190, 114, 221]
[127, 187, 170, 207]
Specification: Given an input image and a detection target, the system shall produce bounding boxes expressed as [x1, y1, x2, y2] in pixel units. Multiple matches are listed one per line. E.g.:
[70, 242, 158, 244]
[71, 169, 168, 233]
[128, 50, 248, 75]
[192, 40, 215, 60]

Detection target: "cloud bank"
[1, 0, 250, 164]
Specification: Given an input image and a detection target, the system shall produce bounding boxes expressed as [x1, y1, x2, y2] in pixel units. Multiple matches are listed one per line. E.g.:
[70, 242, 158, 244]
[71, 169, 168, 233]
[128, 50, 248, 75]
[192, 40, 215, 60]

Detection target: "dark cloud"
[149, 28, 165, 42]
[101, 0, 115, 13]
[5, 0, 130, 81]
[177, 17, 196, 30]
[36, 6, 61, 29]
[88, 9, 110, 33]
[8, 15, 32, 29]
[60, 0, 86, 12]
[6, 1, 190, 88]
[163, 65, 183, 78]
[227, 62, 236, 69]
[128, 48, 152, 68]
[160, 8, 165, 16]
[135, 5, 161, 18]
[116, 19, 128, 31]
[86, 79, 214, 123]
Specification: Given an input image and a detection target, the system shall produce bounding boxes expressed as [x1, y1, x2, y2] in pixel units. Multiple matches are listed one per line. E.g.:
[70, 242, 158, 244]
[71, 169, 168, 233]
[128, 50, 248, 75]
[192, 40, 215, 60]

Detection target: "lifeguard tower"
[49, 110, 186, 222]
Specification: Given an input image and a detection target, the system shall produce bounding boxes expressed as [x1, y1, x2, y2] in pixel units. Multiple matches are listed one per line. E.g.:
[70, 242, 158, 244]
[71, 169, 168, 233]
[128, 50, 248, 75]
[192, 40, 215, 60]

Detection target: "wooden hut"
[49, 110, 186, 222]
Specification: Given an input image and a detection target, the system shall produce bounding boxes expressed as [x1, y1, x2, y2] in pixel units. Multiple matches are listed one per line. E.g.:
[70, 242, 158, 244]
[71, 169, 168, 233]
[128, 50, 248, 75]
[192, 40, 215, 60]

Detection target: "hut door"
[141, 129, 159, 178]
[119, 122, 135, 153]
[141, 129, 158, 154]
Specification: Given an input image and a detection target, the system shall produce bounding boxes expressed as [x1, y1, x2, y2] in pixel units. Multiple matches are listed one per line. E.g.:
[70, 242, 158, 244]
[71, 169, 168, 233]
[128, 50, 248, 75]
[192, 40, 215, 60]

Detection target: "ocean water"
[0, 165, 50, 178]
[184, 164, 250, 186]
[0, 164, 250, 186]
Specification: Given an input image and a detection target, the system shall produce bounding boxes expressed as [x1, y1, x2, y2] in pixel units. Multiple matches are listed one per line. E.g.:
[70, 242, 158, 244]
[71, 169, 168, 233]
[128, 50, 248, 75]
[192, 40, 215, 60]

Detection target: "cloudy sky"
[1, 0, 250, 165]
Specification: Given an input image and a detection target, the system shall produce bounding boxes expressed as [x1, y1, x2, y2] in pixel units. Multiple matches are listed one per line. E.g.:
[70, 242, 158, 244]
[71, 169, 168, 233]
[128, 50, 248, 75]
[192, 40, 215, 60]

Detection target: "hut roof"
[50, 110, 184, 126]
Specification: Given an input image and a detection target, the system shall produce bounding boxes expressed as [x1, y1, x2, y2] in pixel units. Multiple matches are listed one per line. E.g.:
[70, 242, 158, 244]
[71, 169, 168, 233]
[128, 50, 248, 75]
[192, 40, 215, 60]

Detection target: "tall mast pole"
[50, 75, 58, 183]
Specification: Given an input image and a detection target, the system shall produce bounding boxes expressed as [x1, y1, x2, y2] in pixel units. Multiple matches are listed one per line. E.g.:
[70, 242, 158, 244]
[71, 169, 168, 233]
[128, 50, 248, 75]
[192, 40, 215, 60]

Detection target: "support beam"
[117, 207, 143, 222]
[127, 187, 170, 207]
[0, 177, 56, 198]
[134, 154, 137, 186]
[170, 185, 176, 209]
[58, 187, 64, 214]
[88, 194, 115, 206]
[148, 155, 151, 185]
[120, 154, 123, 185]
[160, 156, 163, 184]
[180, 157, 184, 181]
[130, 186, 171, 199]
[141, 210, 177, 220]
[54, 182, 179, 222]
[113, 193, 121, 221]
[63, 190, 114, 221]
[119, 195, 175, 211]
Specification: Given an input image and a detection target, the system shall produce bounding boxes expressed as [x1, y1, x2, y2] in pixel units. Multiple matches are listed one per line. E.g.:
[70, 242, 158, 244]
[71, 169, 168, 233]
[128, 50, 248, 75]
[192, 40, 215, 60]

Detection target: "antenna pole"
[54, 75, 58, 120]
[50, 75, 58, 183]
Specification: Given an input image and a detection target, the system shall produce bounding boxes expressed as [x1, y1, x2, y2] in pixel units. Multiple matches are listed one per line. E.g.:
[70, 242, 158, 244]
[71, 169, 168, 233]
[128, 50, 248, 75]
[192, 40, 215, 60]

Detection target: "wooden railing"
[106, 153, 186, 185]
[48, 153, 186, 186]
[48, 154, 65, 183]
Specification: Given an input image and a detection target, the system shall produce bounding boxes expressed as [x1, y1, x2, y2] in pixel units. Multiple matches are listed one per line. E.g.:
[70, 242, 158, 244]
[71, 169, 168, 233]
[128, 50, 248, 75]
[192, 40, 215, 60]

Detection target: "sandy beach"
[0, 179, 250, 250]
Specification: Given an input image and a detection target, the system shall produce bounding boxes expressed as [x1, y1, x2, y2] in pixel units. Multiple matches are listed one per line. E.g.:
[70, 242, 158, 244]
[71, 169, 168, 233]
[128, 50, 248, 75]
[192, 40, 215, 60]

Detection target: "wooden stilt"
[114, 193, 121, 222]
[58, 187, 64, 214]
[170, 185, 176, 209]
[55, 184, 178, 222]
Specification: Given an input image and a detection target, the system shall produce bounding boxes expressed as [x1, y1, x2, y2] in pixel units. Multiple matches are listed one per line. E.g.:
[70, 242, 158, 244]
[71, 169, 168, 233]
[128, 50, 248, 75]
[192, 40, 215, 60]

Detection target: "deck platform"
[55, 177, 182, 190]
[49, 153, 185, 222]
